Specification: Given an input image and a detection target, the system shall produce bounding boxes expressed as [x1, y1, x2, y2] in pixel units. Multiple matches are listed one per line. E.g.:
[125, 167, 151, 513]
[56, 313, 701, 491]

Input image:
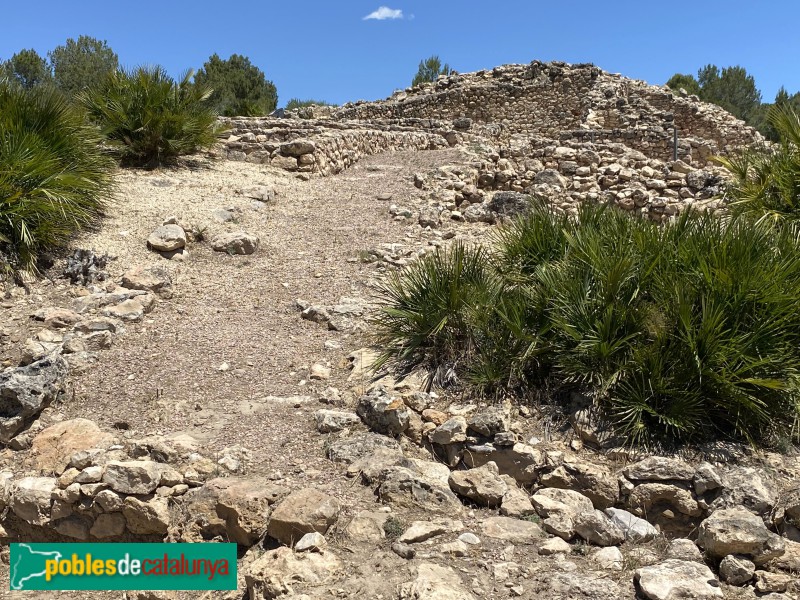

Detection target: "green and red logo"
[10, 543, 237, 591]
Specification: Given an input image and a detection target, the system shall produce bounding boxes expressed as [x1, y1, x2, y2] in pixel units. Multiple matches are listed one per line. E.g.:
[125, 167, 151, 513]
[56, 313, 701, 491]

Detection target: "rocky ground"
[0, 147, 798, 599]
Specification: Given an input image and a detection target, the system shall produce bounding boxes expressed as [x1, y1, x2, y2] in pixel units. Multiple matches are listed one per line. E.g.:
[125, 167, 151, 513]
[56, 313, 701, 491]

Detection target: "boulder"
[399, 563, 475, 600]
[574, 510, 625, 546]
[378, 466, 463, 515]
[604, 507, 659, 542]
[697, 507, 785, 565]
[267, 488, 340, 546]
[211, 231, 259, 255]
[147, 225, 186, 252]
[666, 538, 704, 562]
[325, 432, 401, 464]
[467, 406, 509, 437]
[500, 486, 535, 518]
[628, 483, 701, 517]
[531, 487, 594, 540]
[356, 388, 411, 436]
[314, 409, 360, 433]
[202, 477, 288, 546]
[295, 532, 326, 553]
[102, 461, 162, 495]
[9, 477, 57, 525]
[344, 510, 387, 543]
[462, 442, 541, 484]
[122, 266, 173, 299]
[634, 560, 723, 600]
[122, 496, 170, 535]
[31, 418, 114, 474]
[33, 307, 82, 329]
[90, 513, 126, 539]
[718, 554, 755, 585]
[486, 192, 532, 221]
[539, 459, 618, 509]
[448, 462, 507, 507]
[280, 139, 316, 157]
[245, 546, 341, 599]
[591, 546, 624, 571]
[480, 516, 544, 544]
[428, 416, 467, 445]
[0, 356, 68, 443]
[710, 467, 777, 515]
[693, 462, 723, 496]
[399, 520, 458, 544]
[623, 457, 695, 482]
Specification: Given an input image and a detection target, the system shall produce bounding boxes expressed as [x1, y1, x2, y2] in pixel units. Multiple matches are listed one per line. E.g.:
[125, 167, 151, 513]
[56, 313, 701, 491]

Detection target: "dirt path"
[62, 148, 464, 485]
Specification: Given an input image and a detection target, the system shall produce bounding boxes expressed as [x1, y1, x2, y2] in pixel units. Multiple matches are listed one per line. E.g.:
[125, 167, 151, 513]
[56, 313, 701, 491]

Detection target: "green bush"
[81, 66, 224, 167]
[285, 98, 333, 111]
[194, 54, 277, 117]
[374, 201, 800, 446]
[0, 80, 114, 274]
[718, 105, 800, 222]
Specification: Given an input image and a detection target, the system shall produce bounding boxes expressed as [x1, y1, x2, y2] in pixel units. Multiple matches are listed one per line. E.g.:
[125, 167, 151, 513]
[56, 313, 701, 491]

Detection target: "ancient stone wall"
[219, 117, 448, 177]
[332, 61, 762, 166]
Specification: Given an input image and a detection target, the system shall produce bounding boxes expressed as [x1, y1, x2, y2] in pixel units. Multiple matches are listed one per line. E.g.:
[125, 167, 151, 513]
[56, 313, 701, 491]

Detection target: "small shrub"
[0, 80, 115, 274]
[81, 66, 224, 167]
[382, 516, 405, 540]
[718, 105, 800, 222]
[374, 201, 800, 447]
[285, 98, 334, 111]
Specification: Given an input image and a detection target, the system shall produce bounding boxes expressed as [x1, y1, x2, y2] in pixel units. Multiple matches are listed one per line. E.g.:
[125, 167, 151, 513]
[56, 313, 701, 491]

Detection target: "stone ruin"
[219, 60, 763, 222]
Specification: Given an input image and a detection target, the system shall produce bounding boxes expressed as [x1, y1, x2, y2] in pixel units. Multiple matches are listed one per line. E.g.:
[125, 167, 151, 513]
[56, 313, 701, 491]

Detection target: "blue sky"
[1, 1, 797, 107]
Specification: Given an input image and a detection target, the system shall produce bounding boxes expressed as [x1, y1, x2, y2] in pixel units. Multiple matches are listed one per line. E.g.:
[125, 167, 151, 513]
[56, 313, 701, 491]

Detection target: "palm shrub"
[0, 79, 114, 274]
[80, 66, 224, 167]
[718, 105, 800, 222]
[374, 201, 800, 446]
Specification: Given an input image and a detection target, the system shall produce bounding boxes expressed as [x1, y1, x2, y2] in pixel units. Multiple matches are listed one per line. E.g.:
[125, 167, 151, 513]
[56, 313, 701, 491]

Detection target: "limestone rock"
[531, 487, 594, 540]
[628, 483, 701, 517]
[539, 459, 618, 509]
[666, 538, 704, 562]
[122, 496, 170, 535]
[267, 488, 340, 545]
[480, 516, 544, 544]
[500, 486, 535, 518]
[147, 224, 186, 252]
[697, 507, 785, 565]
[461, 442, 541, 484]
[211, 231, 259, 255]
[694, 462, 723, 496]
[314, 409, 360, 433]
[31, 418, 114, 474]
[9, 477, 56, 525]
[428, 416, 467, 445]
[634, 560, 723, 600]
[245, 547, 341, 599]
[399, 521, 455, 544]
[325, 432, 401, 464]
[448, 462, 508, 507]
[710, 467, 777, 515]
[33, 307, 82, 329]
[356, 388, 411, 436]
[604, 507, 659, 542]
[574, 510, 625, 546]
[623, 456, 695, 482]
[754, 570, 793, 593]
[0, 356, 68, 443]
[90, 513, 126, 539]
[538, 537, 571, 555]
[398, 563, 475, 600]
[591, 546, 623, 571]
[122, 266, 173, 299]
[295, 532, 326, 553]
[718, 554, 755, 585]
[378, 466, 463, 514]
[467, 406, 510, 437]
[280, 139, 316, 157]
[486, 191, 532, 221]
[102, 460, 162, 495]
[345, 510, 387, 542]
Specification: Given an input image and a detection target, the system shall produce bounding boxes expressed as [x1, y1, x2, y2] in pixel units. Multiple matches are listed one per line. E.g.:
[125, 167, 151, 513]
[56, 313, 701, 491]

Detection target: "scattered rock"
[480, 516, 544, 544]
[122, 266, 173, 299]
[604, 507, 659, 542]
[147, 224, 186, 252]
[399, 563, 476, 600]
[211, 231, 259, 255]
[448, 462, 508, 507]
[623, 456, 695, 482]
[718, 554, 755, 585]
[245, 547, 341, 599]
[295, 532, 326, 553]
[574, 510, 625, 546]
[591, 546, 623, 571]
[634, 560, 723, 600]
[697, 507, 785, 565]
[102, 461, 163, 495]
[267, 488, 340, 546]
[314, 409, 360, 433]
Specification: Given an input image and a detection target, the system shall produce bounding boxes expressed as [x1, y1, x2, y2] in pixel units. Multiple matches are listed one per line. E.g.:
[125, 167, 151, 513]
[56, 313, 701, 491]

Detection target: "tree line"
[666, 65, 800, 140]
[1, 36, 279, 116]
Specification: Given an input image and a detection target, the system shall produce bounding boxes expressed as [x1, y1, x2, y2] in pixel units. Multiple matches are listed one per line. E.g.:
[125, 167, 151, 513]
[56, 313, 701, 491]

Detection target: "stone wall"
[219, 117, 448, 177]
[332, 61, 762, 166]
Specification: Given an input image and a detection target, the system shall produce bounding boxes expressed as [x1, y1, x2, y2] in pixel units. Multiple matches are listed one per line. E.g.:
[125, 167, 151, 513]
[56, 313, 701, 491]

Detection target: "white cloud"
[363, 6, 404, 20]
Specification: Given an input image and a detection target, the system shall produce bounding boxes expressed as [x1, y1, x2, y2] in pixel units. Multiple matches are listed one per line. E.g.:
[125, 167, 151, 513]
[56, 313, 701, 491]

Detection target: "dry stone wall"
[332, 61, 761, 166]
[219, 117, 448, 177]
